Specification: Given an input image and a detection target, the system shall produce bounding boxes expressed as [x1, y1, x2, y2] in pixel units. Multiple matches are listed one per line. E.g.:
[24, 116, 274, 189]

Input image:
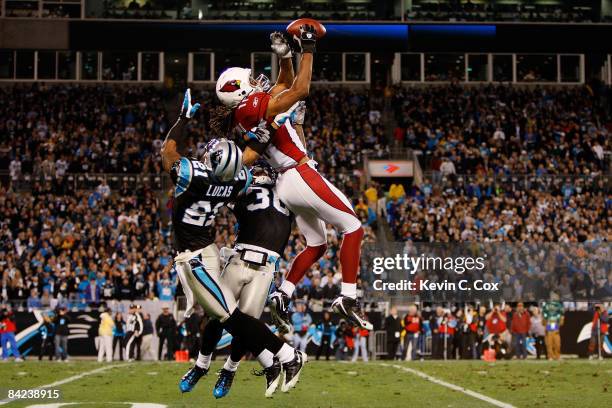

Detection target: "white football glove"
[270, 31, 292, 59]
[293, 101, 307, 125]
[181, 88, 201, 119]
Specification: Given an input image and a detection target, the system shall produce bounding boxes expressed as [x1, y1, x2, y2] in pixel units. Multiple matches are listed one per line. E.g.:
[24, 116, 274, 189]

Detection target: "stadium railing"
[3, 172, 166, 192]
[420, 172, 611, 193]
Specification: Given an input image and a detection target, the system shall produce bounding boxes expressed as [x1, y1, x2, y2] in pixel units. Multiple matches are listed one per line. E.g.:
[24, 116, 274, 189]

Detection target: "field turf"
[0, 359, 610, 407]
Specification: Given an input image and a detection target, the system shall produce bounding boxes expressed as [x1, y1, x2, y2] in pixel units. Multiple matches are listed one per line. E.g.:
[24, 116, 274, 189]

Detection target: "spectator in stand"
[98, 307, 115, 362]
[315, 311, 334, 361]
[388, 183, 406, 202]
[321, 271, 340, 309]
[0, 308, 23, 361]
[84, 278, 101, 306]
[542, 296, 564, 360]
[402, 304, 421, 360]
[384, 306, 402, 360]
[53, 306, 70, 361]
[27, 288, 43, 310]
[529, 306, 547, 359]
[156, 272, 175, 301]
[511, 302, 531, 359]
[588, 304, 609, 360]
[292, 302, 312, 353]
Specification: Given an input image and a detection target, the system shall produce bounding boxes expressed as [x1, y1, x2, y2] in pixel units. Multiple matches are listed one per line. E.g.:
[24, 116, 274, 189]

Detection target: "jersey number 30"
[247, 187, 289, 215]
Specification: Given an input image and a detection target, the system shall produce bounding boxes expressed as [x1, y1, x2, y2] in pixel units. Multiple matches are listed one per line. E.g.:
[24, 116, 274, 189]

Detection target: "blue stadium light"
[205, 23, 409, 41]
[410, 24, 496, 37]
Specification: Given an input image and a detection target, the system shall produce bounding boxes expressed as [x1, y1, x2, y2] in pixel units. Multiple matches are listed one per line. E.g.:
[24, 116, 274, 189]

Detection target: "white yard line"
[379, 363, 517, 408]
[0, 363, 131, 405]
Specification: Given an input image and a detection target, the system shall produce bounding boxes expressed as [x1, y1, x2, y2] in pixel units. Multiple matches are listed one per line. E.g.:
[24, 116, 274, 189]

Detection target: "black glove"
[293, 24, 317, 53]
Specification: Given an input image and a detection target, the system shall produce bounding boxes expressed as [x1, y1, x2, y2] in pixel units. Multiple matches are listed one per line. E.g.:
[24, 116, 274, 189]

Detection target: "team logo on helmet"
[219, 79, 241, 93]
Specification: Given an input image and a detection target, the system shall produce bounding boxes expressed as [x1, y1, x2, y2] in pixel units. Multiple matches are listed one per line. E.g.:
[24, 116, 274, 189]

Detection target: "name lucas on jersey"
[206, 185, 233, 197]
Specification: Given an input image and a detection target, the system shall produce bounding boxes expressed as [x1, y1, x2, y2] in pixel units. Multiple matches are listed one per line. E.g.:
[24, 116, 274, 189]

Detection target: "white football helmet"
[202, 138, 243, 182]
[216, 67, 270, 108]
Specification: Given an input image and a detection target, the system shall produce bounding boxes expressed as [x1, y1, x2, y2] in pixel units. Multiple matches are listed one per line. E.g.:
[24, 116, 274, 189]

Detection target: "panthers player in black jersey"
[188, 162, 295, 399]
[161, 89, 305, 399]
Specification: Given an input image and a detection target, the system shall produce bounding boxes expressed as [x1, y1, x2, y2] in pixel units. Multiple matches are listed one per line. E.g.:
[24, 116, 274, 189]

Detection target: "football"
[286, 18, 327, 38]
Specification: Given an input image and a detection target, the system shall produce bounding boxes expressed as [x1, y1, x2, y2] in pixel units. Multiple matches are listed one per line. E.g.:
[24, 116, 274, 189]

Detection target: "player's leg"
[216, 260, 278, 398]
[281, 164, 372, 329]
[270, 210, 326, 333]
[177, 247, 305, 396]
[270, 171, 327, 330]
[211, 258, 246, 399]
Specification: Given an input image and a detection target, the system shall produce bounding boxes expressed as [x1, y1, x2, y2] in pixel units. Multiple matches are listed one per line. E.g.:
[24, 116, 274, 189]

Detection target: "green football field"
[0, 359, 610, 408]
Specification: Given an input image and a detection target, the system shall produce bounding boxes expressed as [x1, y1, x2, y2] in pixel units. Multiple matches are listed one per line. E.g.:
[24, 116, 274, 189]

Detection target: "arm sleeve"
[165, 116, 188, 145]
[245, 138, 269, 155]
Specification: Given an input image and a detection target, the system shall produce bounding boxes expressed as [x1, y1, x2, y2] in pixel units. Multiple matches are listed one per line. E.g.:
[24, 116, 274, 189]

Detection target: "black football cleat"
[281, 350, 307, 392]
[179, 365, 208, 393]
[268, 290, 292, 334]
[213, 368, 236, 399]
[331, 296, 373, 331]
[253, 358, 282, 398]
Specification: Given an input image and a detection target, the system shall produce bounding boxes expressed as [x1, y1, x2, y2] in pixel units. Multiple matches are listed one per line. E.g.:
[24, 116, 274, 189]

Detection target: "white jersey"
[263, 121, 308, 170]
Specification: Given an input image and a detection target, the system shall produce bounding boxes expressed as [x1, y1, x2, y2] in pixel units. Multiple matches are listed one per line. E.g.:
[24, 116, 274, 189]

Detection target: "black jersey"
[231, 184, 293, 255]
[170, 157, 251, 252]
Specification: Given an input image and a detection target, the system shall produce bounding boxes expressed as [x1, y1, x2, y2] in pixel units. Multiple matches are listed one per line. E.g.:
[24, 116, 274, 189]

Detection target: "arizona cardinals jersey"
[231, 184, 293, 256]
[170, 157, 252, 252]
[234, 92, 308, 169]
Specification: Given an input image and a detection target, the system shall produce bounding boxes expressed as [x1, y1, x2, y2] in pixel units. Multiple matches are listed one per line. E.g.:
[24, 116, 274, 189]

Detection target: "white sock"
[279, 280, 296, 297]
[275, 343, 295, 364]
[256, 349, 274, 368]
[196, 352, 212, 370]
[223, 357, 240, 372]
[341, 282, 357, 299]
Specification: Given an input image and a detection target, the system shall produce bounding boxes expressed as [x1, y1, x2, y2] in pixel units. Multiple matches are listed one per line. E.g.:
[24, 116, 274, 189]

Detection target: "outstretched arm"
[265, 25, 317, 118]
[161, 89, 201, 173]
[269, 32, 295, 97]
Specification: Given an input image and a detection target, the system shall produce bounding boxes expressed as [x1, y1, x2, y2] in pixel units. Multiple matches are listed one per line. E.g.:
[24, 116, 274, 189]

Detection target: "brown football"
[286, 18, 327, 38]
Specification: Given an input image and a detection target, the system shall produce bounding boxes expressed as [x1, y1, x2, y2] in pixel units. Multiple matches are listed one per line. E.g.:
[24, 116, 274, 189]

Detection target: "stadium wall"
[1, 20, 611, 54]
[6, 310, 608, 359]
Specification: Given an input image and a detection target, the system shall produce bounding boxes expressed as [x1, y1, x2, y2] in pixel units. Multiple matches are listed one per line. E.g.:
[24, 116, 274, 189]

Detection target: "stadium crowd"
[392, 84, 610, 176]
[0, 83, 381, 310]
[84, 1, 608, 23]
[0, 80, 609, 363]
[1, 82, 610, 310]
